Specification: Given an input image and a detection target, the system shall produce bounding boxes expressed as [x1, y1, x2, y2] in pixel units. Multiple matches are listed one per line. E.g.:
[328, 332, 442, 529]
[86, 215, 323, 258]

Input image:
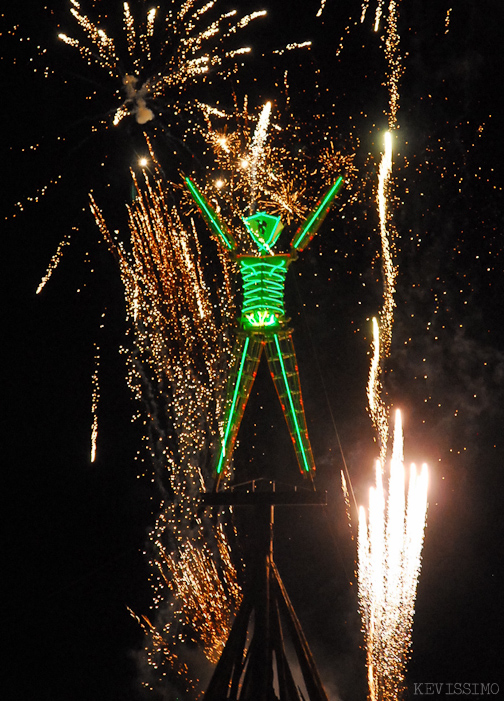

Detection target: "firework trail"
[358, 411, 428, 701]
[367, 132, 395, 463]
[358, 4, 429, 698]
[90, 341, 100, 463]
[36, 232, 73, 295]
[59, 0, 265, 128]
[367, 317, 389, 468]
[89, 310, 106, 463]
[365, 0, 403, 379]
[365, 0, 401, 461]
[383, 0, 402, 130]
[249, 100, 272, 210]
[90, 143, 240, 696]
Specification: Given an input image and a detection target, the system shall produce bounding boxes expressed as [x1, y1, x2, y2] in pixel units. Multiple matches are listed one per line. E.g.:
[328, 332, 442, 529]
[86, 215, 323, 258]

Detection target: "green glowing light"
[245, 310, 278, 327]
[292, 176, 343, 251]
[185, 177, 236, 250]
[239, 255, 290, 330]
[216, 336, 251, 475]
[244, 212, 284, 253]
[273, 334, 311, 473]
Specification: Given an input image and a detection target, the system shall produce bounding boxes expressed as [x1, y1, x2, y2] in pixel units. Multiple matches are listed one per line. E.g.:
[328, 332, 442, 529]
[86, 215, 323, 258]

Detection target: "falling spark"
[90, 341, 100, 463]
[316, 1, 327, 18]
[361, 0, 403, 128]
[154, 530, 242, 665]
[373, 0, 386, 31]
[36, 231, 72, 294]
[367, 317, 389, 467]
[341, 470, 353, 534]
[90, 311, 106, 463]
[445, 8, 452, 33]
[384, 0, 402, 129]
[358, 411, 428, 701]
[272, 40, 312, 55]
[90, 142, 239, 693]
[361, 0, 371, 23]
[377, 131, 396, 361]
[367, 132, 395, 463]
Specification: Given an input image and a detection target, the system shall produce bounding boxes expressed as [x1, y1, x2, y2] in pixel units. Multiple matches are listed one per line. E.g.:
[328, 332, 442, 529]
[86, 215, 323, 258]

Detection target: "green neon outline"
[292, 176, 343, 250]
[245, 311, 278, 327]
[216, 336, 251, 475]
[273, 334, 311, 473]
[244, 212, 283, 253]
[185, 177, 235, 250]
[239, 257, 289, 327]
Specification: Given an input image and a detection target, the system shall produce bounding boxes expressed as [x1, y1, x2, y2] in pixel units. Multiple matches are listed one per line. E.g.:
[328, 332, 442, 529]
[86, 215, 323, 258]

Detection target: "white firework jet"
[358, 410, 428, 701]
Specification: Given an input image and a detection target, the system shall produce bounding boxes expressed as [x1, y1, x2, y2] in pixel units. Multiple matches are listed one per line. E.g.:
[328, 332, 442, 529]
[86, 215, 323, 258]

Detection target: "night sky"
[2, 1, 504, 700]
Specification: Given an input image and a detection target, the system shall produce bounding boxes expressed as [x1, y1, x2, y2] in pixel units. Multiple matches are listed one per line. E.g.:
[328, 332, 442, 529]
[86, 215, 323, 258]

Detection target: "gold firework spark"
[384, 0, 402, 129]
[373, 0, 386, 31]
[360, 0, 403, 127]
[192, 99, 356, 234]
[340, 470, 353, 535]
[316, 1, 328, 18]
[445, 8, 452, 34]
[155, 528, 241, 665]
[249, 100, 272, 208]
[358, 410, 428, 701]
[90, 341, 100, 463]
[376, 131, 396, 360]
[90, 143, 239, 692]
[89, 310, 106, 463]
[367, 132, 395, 463]
[58, 0, 266, 126]
[367, 317, 389, 467]
[36, 231, 73, 294]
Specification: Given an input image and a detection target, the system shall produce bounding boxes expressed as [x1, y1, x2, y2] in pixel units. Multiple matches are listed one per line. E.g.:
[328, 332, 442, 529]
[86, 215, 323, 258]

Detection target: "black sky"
[2, 1, 504, 699]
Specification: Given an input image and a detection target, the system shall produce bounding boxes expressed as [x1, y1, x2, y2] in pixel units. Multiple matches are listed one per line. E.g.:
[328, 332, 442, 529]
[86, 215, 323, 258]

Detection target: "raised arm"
[185, 176, 237, 251]
[291, 176, 344, 252]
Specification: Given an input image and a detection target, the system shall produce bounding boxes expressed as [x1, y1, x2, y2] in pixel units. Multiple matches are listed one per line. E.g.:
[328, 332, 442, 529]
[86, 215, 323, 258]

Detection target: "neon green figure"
[186, 176, 343, 487]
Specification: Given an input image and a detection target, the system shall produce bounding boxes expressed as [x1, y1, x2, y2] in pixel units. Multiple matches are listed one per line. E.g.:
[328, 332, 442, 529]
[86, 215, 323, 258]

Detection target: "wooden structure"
[202, 480, 329, 701]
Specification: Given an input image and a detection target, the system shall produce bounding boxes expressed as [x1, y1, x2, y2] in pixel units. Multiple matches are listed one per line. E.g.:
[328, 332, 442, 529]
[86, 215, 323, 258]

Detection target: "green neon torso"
[238, 254, 291, 330]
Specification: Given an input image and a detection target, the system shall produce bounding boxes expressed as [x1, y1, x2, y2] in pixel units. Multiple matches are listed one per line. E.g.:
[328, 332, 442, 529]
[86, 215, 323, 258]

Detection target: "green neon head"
[243, 212, 284, 253]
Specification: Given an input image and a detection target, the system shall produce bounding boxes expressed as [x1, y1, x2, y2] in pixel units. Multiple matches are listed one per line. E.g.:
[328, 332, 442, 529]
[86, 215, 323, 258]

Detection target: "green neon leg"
[265, 332, 316, 476]
[215, 334, 264, 483]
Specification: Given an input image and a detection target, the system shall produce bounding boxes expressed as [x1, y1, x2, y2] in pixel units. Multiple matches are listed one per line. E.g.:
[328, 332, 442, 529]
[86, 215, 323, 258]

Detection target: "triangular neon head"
[243, 212, 284, 253]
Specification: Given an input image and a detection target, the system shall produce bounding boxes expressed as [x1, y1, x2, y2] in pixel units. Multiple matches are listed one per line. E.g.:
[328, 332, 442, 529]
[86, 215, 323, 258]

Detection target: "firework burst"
[190, 99, 357, 236]
[58, 0, 266, 127]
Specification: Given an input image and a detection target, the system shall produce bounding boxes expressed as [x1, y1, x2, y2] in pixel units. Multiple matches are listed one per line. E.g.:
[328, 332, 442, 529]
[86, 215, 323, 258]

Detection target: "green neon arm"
[185, 177, 236, 251]
[273, 334, 311, 473]
[291, 176, 344, 251]
[216, 337, 251, 475]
